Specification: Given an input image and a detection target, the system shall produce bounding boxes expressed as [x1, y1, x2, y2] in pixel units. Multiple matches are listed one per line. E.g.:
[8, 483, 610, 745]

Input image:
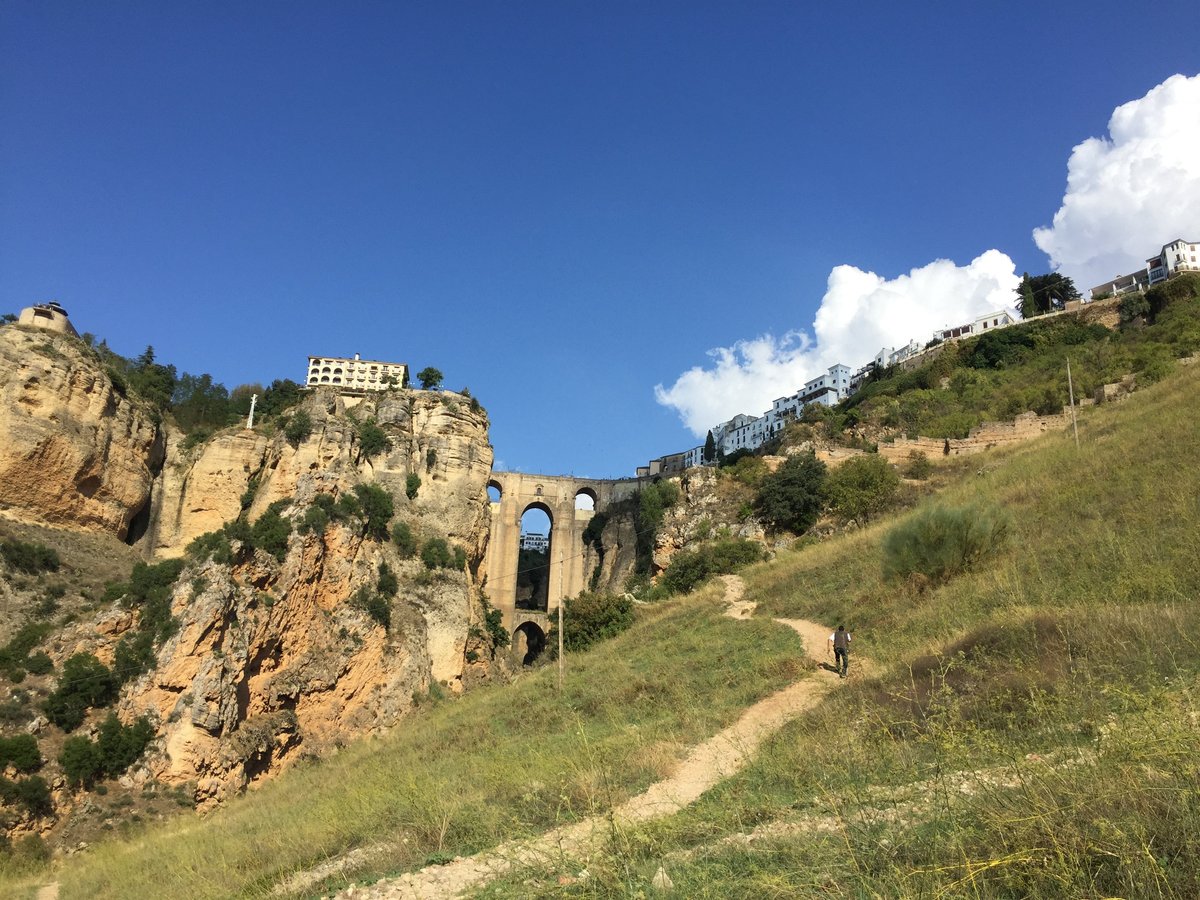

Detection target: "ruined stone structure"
[17, 301, 78, 336]
[484, 472, 640, 654]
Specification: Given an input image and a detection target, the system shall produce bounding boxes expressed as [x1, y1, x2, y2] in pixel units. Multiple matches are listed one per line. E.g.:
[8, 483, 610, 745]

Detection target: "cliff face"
[0, 327, 163, 539]
[0, 329, 503, 806]
[120, 389, 498, 803]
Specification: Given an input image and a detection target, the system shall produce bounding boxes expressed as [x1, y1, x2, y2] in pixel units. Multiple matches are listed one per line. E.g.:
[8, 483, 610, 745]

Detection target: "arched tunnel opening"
[513, 622, 547, 666]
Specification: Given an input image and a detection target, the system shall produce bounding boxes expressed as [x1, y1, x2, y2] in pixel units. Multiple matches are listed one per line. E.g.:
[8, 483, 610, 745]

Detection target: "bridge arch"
[512, 620, 547, 666]
[483, 473, 641, 630]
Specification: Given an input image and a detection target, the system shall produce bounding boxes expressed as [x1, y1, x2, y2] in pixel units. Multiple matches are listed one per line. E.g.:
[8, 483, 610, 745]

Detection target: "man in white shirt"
[828, 624, 851, 678]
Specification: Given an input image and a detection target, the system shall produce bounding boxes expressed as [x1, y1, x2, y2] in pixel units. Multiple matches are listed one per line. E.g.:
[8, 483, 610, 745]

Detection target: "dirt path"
[320, 575, 841, 899]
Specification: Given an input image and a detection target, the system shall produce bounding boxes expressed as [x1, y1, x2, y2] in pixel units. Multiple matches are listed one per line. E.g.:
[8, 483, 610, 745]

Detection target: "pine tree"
[703, 430, 717, 463]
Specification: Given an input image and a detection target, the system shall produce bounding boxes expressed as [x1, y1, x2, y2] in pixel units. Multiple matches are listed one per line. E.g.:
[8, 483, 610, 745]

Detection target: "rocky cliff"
[118, 389, 499, 802]
[0, 328, 503, 811]
[0, 327, 163, 538]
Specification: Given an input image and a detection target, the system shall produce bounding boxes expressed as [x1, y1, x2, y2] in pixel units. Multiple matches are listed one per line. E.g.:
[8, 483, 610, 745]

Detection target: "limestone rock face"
[654, 468, 766, 571]
[122, 388, 499, 803]
[123, 526, 476, 805]
[0, 327, 163, 539]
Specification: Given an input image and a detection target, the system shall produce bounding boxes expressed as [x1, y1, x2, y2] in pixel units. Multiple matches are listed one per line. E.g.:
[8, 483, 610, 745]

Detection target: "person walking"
[828, 625, 851, 678]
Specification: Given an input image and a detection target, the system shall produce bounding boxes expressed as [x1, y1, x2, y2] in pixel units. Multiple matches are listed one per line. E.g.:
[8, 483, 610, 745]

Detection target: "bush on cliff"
[658, 538, 764, 597]
[756, 452, 827, 533]
[44, 653, 118, 732]
[0, 774, 52, 817]
[354, 483, 394, 540]
[59, 712, 155, 789]
[549, 591, 634, 654]
[0, 734, 41, 773]
[825, 453, 901, 524]
[0, 539, 60, 574]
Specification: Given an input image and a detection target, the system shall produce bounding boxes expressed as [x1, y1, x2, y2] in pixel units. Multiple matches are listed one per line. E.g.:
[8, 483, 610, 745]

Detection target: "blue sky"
[2, 2, 1197, 478]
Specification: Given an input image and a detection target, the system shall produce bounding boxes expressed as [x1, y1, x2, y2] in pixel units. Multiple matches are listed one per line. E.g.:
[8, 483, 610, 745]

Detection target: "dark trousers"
[834, 647, 849, 677]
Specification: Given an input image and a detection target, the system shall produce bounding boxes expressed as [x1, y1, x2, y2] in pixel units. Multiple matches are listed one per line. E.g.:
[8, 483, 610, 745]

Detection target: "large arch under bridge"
[483, 472, 641, 654]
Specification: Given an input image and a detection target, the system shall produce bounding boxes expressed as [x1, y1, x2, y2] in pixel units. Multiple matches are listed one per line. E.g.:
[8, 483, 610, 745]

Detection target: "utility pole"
[1066, 358, 1079, 450]
[247, 393, 258, 429]
[557, 598, 564, 693]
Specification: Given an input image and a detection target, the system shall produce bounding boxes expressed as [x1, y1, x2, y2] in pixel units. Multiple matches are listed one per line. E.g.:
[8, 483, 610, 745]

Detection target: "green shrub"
[352, 586, 391, 630]
[251, 507, 292, 561]
[377, 563, 398, 597]
[882, 503, 1010, 583]
[59, 713, 155, 789]
[0, 734, 41, 772]
[0, 622, 53, 682]
[96, 712, 155, 775]
[406, 473, 421, 500]
[59, 735, 103, 788]
[107, 558, 185, 646]
[756, 452, 827, 533]
[481, 596, 508, 648]
[903, 450, 934, 480]
[825, 453, 901, 524]
[283, 410, 312, 446]
[420, 538, 455, 570]
[112, 631, 156, 684]
[0, 539, 60, 574]
[0, 775, 52, 816]
[354, 483, 394, 540]
[300, 504, 329, 535]
[552, 591, 634, 653]
[23, 651, 53, 676]
[659, 538, 764, 596]
[44, 653, 118, 732]
[357, 420, 390, 458]
[391, 521, 418, 557]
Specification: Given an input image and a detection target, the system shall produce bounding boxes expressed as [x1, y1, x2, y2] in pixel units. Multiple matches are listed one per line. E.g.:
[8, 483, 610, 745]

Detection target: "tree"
[1015, 272, 1081, 317]
[357, 420, 390, 458]
[353, 483, 394, 540]
[417, 367, 444, 390]
[703, 430, 717, 463]
[283, 410, 313, 446]
[825, 454, 901, 524]
[1, 312, 17, 325]
[406, 473, 421, 500]
[756, 452, 827, 533]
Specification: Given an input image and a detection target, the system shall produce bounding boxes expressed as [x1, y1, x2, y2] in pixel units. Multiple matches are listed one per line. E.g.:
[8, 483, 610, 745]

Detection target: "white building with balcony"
[520, 532, 549, 552]
[1148, 238, 1199, 284]
[306, 354, 408, 392]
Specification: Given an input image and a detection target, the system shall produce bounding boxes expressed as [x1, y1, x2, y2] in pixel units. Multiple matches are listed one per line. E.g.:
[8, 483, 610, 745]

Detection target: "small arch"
[320, 376, 330, 383]
[574, 488, 597, 512]
[487, 480, 502, 503]
[513, 622, 546, 666]
[535, 484, 544, 497]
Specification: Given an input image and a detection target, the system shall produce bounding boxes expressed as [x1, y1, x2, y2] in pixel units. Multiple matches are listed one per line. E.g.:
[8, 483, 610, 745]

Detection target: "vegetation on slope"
[786, 272, 1200, 443]
[477, 356, 1200, 898]
[3, 584, 803, 898]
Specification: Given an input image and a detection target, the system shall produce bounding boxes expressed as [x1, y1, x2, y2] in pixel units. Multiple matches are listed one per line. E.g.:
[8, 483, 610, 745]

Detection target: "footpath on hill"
[311, 575, 844, 900]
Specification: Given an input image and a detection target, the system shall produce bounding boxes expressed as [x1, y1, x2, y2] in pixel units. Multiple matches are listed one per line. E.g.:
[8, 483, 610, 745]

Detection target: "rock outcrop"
[114, 387, 500, 803]
[0, 327, 163, 539]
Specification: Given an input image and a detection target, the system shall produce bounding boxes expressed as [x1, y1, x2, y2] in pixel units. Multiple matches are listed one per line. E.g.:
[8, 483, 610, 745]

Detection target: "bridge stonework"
[483, 472, 640, 643]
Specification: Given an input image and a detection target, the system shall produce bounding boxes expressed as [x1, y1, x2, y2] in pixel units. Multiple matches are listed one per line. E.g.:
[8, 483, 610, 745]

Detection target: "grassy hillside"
[798, 272, 1200, 442]
[4, 307, 1199, 898]
[479, 357, 1200, 897]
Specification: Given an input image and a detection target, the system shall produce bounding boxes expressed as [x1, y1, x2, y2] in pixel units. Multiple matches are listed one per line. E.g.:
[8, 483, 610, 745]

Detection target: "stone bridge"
[483, 471, 640, 663]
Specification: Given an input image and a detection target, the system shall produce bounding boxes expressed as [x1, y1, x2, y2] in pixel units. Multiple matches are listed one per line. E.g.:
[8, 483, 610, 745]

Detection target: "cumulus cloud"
[1033, 72, 1200, 290]
[654, 250, 1019, 436]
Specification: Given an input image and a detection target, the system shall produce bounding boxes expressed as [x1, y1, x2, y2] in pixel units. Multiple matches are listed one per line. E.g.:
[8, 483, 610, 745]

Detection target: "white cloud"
[1033, 72, 1200, 290]
[654, 250, 1019, 436]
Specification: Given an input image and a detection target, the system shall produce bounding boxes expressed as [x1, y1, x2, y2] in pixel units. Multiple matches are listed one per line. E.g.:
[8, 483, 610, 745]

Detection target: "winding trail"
[318, 575, 842, 899]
